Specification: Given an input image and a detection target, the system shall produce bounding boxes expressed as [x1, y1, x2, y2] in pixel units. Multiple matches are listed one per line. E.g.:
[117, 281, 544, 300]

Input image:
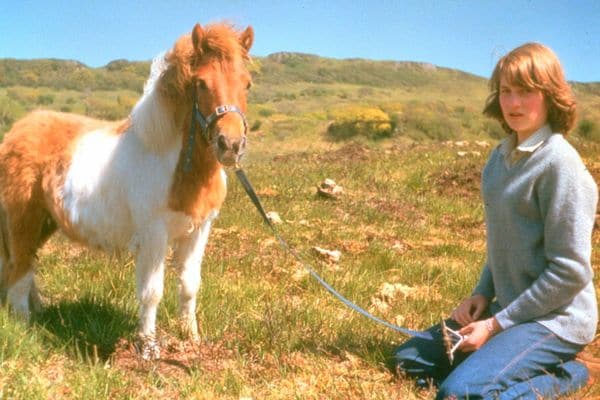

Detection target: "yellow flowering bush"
[327, 106, 393, 140]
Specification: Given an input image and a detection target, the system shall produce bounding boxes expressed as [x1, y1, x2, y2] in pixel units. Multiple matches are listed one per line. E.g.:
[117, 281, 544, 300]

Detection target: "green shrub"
[116, 94, 137, 110]
[327, 106, 392, 141]
[251, 119, 262, 131]
[413, 114, 460, 140]
[257, 106, 276, 117]
[577, 119, 600, 142]
[7, 87, 40, 105]
[84, 95, 128, 120]
[36, 94, 55, 105]
[394, 101, 461, 140]
[357, 87, 374, 98]
[482, 119, 505, 139]
[300, 87, 332, 97]
[0, 97, 25, 136]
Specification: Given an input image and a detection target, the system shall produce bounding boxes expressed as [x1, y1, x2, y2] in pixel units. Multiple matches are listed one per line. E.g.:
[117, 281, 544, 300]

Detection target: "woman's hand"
[458, 317, 501, 352]
[451, 294, 489, 326]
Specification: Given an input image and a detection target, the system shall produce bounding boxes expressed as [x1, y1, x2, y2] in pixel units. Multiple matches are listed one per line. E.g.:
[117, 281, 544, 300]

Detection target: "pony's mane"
[193, 23, 250, 61]
[143, 51, 168, 96]
[129, 52, 179, 152]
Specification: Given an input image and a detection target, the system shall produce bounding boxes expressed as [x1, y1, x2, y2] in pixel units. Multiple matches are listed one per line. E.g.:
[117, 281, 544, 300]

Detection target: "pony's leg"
[6, 271, 34, 318]
[29, 216, 57, 313]
[133, 222, 169, 360]
[29, 280, 43, 313]
[173, 212, 217, 340]
[3, 206, 46, 319]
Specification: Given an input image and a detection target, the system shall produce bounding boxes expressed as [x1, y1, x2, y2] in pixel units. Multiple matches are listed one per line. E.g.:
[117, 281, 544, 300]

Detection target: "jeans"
[395, 320, 588, 399]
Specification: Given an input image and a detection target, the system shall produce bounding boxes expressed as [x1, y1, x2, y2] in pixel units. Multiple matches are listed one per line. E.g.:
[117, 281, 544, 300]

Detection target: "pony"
[0, 22, 254, 359]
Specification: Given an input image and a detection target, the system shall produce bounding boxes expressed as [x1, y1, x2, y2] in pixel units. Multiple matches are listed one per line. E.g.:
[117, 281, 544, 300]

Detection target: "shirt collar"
[516, 124, 554, 153]
[498, 124, 554, 166]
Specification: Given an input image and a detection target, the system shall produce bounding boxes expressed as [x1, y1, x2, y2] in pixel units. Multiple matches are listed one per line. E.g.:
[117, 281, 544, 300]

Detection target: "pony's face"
[190, 24, 254, 167]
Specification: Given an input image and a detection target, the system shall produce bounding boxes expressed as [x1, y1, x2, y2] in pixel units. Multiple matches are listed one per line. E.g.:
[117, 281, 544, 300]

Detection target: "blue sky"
[1, 1, 599, 82]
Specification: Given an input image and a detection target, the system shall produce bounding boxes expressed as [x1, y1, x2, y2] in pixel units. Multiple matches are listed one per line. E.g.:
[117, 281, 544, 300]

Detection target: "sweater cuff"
[494, 309, 517, 330]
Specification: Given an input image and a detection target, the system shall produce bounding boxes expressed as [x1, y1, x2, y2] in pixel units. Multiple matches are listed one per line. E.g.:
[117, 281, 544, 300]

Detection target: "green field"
[0, 55, 599, 399]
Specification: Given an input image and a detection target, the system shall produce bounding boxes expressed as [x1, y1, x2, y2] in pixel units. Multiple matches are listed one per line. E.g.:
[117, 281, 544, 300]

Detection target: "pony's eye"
[246, 81, 253, 90]
[197, 80, 208, 90]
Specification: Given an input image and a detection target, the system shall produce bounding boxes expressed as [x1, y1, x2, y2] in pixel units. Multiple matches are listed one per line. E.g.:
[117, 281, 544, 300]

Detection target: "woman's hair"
[483, 42, 577, 135]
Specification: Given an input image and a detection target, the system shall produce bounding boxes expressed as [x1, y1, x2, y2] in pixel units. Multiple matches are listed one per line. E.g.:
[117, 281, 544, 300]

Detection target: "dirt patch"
[429, 156, 483, 199]
[270, 142, 373, 167]
[110, 335, 237, 378]
[366, 195, 425, 223]
[314, 143, 372, 164]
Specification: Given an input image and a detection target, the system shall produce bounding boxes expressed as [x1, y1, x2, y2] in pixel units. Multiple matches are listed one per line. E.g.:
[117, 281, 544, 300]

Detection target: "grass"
[1, 135, 598, 399]
[1, 55, 599, 398]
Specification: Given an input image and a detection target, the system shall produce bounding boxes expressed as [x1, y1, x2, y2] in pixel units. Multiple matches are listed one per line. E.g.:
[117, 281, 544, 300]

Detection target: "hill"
[1, 54, 599, 145]
[0, 53, 482, 91]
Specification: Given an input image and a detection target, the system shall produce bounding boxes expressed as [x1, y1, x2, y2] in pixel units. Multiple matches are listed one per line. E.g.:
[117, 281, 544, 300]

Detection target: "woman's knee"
[436, 377, 495, 400]
[437, 375, 467, 400]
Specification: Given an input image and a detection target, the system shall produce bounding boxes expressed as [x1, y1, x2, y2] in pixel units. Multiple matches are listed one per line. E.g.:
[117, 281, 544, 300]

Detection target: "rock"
[377, 282, 416, 302]
[457, 151, 481, 157]
[312, 246, 342, 263]
[266, 211, 283, 224]
[317, 178, 343, 198]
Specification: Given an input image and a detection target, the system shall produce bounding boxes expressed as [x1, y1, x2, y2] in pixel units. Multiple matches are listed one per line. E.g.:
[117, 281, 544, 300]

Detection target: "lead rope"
[234, 167, 436, 341]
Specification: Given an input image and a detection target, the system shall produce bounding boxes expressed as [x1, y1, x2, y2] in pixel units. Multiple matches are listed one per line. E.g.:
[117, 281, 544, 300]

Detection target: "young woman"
[396, 43, 598, 399]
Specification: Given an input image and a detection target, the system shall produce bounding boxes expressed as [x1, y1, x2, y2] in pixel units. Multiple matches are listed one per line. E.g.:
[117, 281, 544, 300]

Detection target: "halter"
[183, 102, 248, 172]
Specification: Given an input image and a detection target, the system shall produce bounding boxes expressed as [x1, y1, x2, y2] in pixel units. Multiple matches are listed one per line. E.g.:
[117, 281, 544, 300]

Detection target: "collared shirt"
[498, 124, 554, 168]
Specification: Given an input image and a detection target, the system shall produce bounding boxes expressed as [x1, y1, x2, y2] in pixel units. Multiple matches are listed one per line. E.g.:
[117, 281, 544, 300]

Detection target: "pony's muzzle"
[216, 133, 246, 166]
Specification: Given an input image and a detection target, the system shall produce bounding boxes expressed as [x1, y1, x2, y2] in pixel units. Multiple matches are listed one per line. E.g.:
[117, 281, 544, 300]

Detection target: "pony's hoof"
[136, 334, 161, 361]
[179, 319, 200, 342]
[29, 286, 44, 313]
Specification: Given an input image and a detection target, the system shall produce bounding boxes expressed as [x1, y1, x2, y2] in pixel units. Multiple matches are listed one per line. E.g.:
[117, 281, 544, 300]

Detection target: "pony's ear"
[191, 23, 204, 54]
[239, 26, 254, 52]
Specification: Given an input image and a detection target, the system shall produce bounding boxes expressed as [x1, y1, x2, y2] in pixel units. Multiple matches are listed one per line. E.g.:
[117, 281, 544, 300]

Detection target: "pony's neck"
[169, 133, 225, 222]
[130, 54, 181, 153]
[134, 53, 226, 221]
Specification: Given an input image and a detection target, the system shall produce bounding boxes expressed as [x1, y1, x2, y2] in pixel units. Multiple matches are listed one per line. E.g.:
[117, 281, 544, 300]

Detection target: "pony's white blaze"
[0, 22, 254, 360]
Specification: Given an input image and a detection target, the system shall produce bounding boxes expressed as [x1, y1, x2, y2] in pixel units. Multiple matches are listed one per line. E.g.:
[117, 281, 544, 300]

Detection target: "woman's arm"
[472, 262, 495, 300]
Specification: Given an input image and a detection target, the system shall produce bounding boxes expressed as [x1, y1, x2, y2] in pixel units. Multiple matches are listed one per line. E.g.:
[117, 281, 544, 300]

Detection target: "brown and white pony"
[0, 23, 254, 359]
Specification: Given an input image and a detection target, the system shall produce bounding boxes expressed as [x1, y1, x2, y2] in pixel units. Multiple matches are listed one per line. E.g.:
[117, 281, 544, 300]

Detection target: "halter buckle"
[215, 105, 232, 115]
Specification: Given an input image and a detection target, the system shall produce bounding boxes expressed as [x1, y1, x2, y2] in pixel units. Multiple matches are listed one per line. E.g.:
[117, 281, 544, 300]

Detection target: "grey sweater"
[473, 125, 598, 345]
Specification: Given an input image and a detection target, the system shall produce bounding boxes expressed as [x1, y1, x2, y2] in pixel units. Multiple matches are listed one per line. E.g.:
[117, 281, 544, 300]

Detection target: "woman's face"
[499, 76, 548, 142]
